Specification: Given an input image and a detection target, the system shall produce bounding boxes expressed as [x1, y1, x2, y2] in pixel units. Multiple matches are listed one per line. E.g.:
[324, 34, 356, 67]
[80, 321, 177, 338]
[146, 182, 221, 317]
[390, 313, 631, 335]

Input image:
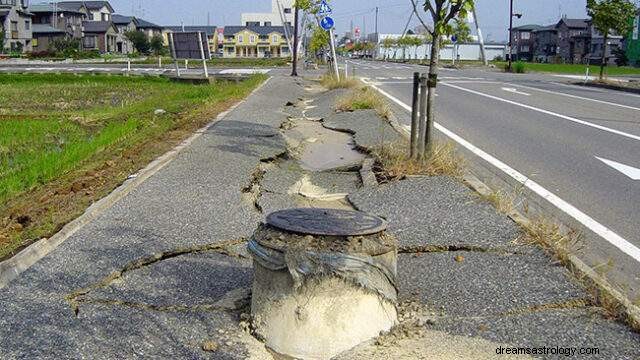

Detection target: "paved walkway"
[1, 74, 638, 359]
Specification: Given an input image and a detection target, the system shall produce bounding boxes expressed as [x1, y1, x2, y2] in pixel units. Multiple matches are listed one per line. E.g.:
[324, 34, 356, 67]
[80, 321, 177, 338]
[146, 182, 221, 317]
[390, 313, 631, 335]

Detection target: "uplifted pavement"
[0, 73, 638, 360]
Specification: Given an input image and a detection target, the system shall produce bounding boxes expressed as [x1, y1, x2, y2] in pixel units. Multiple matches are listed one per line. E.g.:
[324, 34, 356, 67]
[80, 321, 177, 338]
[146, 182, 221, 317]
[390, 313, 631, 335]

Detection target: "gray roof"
[166, 26, 217, 36]
[0, 10, 9, 18]
[533, 24, 557, 33]
[57, 1, 114, 12]
[112, 14, 135, 25]
[32, 24, 66, 34]
[29, 4, 86, 15]
[82, 20, 115, 33]
[223, 25, 290, 36]
[512, 24, 543, 31]
[558, 18, 589, 29]
[136, 18, 162, 29]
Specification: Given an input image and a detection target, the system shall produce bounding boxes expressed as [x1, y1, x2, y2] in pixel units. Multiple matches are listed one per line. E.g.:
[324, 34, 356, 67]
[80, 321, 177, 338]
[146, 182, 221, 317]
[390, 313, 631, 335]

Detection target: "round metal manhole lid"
[266, 208, 388, 236]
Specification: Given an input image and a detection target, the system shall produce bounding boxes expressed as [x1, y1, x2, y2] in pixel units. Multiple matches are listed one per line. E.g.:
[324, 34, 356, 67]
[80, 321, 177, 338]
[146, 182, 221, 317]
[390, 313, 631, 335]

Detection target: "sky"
[108, 0, 593, 42]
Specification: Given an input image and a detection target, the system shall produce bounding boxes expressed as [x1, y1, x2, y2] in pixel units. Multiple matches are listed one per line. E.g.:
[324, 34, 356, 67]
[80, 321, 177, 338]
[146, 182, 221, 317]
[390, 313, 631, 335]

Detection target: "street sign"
[354, 26, 361, 39]
[318, 0, 332, 15]
[320, 16, 334, 31]
[451, 35, 458, 43]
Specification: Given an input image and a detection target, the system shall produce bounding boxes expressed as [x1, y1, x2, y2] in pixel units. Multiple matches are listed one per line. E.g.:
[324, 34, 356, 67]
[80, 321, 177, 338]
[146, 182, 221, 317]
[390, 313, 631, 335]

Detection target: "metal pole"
[291, 5, 299, 76]
[417, 73, 428, 158]
[329, 27, 340, 80]
[508, 0, 513, 72]
[472, 5, 488, 66]
[198, 32, 209, 78]
[410, 72, 420, 158]
[168, 32, 181, 77]
[344, 60, 348, 78]
[374, 7, 379, 59]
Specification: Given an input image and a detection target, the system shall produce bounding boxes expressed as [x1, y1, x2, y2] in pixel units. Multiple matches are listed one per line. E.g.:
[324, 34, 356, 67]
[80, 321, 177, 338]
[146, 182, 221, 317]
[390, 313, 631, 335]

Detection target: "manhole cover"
[266, 208, 388, 236]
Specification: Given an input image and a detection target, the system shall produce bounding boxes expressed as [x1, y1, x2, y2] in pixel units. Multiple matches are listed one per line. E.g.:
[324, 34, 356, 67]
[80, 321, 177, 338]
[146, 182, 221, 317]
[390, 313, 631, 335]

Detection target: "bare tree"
[410, 0, 473, 156]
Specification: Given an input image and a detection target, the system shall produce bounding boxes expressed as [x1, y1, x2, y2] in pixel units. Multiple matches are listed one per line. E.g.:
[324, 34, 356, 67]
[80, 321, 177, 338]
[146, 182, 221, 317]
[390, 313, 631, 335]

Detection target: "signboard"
[354, 26, 361, 39]
[451, 35, 458, 43]
[217, 28, 224, 45]
[318, 0, 332, 15]
[633, 15, 639, 41]
[320, 16, 334, 31]
[169, 32, 211, 60]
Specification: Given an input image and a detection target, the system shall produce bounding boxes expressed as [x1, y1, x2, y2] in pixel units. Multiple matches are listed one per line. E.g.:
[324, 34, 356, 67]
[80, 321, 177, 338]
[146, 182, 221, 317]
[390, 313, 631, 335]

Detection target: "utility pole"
[471, 5, 487, 66]
[291, 4, 299, 76]
[508, 0, 514, 72]
[375, 7, 379, 59]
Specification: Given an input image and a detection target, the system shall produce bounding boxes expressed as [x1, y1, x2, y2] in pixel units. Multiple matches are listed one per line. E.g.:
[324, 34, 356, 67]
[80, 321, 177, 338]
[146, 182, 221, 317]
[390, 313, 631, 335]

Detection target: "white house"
[241, 0, 294, 27]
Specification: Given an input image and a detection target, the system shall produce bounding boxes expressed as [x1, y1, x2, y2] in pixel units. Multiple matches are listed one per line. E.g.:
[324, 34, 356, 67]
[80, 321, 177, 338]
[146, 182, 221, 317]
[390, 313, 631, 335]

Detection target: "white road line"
[441, 82, 640, 142]
[363, 79, 640, 264]
[596, 157, 640, 180]
[502, 82, 640, 111]
[501, 87, 531, 96]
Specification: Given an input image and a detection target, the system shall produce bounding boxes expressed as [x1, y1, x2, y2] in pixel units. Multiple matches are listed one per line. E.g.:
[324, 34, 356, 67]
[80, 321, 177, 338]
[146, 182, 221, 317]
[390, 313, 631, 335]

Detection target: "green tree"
[397, 36, 412, 60]
[381, 37, 396, 60]
[149, 34, 165, 56]
[408, 36, 423, 59]
[411, 0, 474, 157]
[587, 0, 636, 79]
[125, 30, 150, 55]
[309, 25, 330, 58]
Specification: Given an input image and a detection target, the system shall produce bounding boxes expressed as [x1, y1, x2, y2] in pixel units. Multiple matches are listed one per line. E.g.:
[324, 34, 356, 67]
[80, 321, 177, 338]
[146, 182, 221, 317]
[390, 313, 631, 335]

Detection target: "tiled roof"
[82, 20, 114, 33]
[166, 26, 217, 36]
[558, 18, 589, 29]
[112, 14, 135, 25]
[29, 4, 84, 14]
[223, 25, 290, 36]
[512, 24, 543, 31]
[57, 1, 114, 12]
[136, 18, 162, 29]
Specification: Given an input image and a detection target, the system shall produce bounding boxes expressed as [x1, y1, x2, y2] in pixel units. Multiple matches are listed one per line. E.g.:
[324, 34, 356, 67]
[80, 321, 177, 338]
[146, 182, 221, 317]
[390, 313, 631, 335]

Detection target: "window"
[249, 35, 255, 43]
[83, 36, 96, 49]
[24, 20, 30, 30]
[238, 35, 243, 43]
[520, 45, 529, 52]
[520, 32, 530, 40]
[272, 35, 278, 43]
[264, 22, 271, 26]
[284, 8, 292, 14]
[10, 21, 18, 32]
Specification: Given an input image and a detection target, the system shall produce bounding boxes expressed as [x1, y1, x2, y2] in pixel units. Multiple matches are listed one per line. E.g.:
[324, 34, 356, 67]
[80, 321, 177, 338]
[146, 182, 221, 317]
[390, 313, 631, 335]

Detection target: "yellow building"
[222, 26, 290, 58]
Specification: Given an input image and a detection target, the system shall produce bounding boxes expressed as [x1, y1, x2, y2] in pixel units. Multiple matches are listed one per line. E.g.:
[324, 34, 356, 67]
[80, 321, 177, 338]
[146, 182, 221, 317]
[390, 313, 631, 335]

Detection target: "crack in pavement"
[398, 244, 526, 256]
[65, 238, 247, 316]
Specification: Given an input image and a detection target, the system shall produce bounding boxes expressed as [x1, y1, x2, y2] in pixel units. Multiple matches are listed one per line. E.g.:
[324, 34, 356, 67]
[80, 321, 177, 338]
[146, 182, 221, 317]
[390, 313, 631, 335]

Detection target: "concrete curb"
[378, 89, 640, 332]
[0, 76, 273, 289]
[573, 81, 640, 95]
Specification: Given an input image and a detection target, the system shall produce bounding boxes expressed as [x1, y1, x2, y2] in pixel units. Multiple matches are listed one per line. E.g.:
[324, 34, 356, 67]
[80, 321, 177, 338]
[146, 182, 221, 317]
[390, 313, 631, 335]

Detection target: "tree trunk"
[291, 6, 299, 76]
[599, 31, 608, 81]
[424, 35, 441, 157]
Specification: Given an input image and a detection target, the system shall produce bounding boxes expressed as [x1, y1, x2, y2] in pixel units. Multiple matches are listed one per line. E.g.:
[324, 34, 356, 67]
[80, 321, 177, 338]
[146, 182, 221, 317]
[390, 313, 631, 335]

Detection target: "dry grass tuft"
[335, 86, 391, 120]
[480, 190, 518, 215]
[372, 140, 464, 179]
[519, 217, 581, 267]
[319, 74, 358, 90]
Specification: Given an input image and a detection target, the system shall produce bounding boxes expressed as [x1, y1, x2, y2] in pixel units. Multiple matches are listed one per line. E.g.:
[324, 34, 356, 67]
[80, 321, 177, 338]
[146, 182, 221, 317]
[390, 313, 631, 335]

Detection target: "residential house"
[29, 3, 87, 52]
[57, 1, 113, 21]
[532, 25, 558, 63]
[587, 19, 623, 65]
[165, 25, 218, 54]
[556, 17, 590, 64]
[0, 0, 33, 53]
[111, 14, 136, 54]
[82, 20, 116, 53]
[222, 25, 290, 58]
[510, 24, 541, 62]
[241, 0, 293, 27]
[625, 9, 640, 66]
[136, 18, 162, 39]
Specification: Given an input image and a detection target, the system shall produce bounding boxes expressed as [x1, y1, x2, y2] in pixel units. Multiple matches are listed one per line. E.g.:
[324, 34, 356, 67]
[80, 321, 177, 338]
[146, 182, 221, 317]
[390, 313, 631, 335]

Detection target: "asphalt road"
[345, 59, 640, 297]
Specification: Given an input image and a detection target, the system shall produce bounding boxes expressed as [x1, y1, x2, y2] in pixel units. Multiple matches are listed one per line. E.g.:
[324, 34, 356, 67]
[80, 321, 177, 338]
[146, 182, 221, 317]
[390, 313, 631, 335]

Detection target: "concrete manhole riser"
[251, 264, 398, 360]
[248, 209, 399, 359]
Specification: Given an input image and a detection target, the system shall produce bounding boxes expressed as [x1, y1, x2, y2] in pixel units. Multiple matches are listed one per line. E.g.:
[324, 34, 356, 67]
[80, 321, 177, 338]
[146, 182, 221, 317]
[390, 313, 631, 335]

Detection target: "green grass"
[132, 56, 289, 68]
[0, 73, 266, 204]
[492, 61, 640, 76]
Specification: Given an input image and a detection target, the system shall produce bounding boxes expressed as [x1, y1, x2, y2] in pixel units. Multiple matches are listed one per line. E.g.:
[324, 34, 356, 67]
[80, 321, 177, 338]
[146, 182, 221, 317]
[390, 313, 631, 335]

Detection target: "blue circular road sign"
[451, 35, 458, 43]
[320, 16, 335, 31]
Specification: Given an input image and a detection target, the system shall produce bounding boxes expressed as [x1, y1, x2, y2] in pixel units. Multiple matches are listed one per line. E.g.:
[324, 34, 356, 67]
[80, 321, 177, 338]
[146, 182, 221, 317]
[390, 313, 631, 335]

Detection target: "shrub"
[515, 61, 526, 73]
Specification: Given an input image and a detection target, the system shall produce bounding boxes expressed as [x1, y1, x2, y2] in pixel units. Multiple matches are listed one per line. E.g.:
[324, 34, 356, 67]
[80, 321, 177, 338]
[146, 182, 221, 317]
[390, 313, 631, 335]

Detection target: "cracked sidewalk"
[0, 73, 638, 359]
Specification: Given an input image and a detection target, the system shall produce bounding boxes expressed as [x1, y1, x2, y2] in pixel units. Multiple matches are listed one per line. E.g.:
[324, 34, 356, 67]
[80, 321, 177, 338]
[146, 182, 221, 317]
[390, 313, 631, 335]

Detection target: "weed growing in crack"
[519, 217, 581, 267]
[371, 140, 464, 180]
[335, 86, 391, 120]
[319, 74, 358, 90]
